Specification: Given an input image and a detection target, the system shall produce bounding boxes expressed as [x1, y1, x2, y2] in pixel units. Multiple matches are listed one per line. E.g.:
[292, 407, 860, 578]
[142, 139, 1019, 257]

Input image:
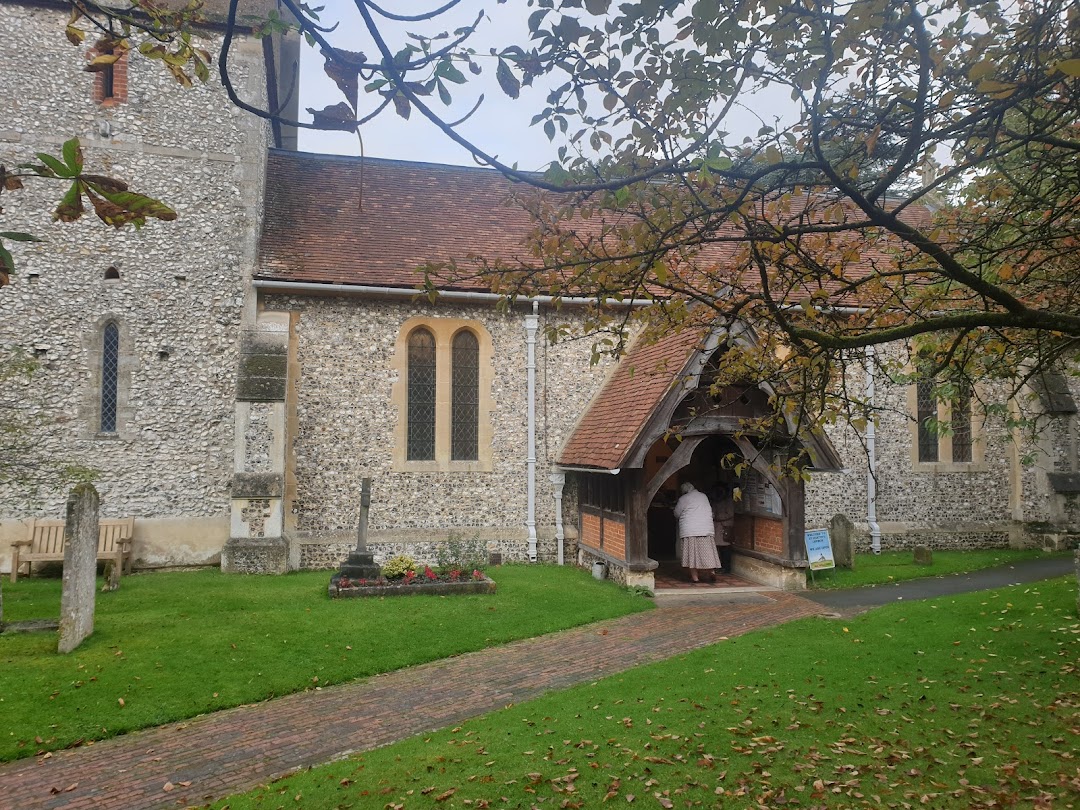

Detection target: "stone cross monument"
[339, 477, 380, 580]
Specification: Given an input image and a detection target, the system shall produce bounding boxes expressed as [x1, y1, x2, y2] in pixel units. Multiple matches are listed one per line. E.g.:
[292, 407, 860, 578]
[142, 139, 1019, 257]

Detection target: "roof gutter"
[555, 465, 622, 475]
[252, 279, 653, 308]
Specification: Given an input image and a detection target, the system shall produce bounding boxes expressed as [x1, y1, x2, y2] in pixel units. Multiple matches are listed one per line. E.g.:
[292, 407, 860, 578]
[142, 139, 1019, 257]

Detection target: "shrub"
[382, 554, 417, 580]
[436, 533, 488, 574]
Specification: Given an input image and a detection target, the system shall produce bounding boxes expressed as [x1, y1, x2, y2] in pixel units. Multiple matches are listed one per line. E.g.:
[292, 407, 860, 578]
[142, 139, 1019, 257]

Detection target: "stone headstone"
[58, 483, 99, 654]
[913, 544, 933, 566]
[102, 560, 120, 592]
[1074, 548, 1079, 617]
[830, 513, 855, 569]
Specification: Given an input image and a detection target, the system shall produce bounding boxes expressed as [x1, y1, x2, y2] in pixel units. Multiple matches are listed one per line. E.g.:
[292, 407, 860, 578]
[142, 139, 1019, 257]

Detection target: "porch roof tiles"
[558, 327, 708, 471]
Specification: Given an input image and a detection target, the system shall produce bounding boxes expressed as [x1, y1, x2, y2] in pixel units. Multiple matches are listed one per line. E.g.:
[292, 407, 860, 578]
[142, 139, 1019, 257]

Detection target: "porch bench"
[9, 517, 135, 583]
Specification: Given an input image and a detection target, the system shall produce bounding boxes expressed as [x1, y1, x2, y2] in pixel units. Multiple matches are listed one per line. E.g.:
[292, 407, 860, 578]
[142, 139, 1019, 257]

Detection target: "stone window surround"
[390, 316, 494, 473]
[79, 315, 136, 440]
[906, 382, 987, 472]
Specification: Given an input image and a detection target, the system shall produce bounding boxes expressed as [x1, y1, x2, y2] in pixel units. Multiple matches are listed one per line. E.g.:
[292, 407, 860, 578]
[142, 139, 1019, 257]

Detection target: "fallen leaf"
[163, 782, 174, 792]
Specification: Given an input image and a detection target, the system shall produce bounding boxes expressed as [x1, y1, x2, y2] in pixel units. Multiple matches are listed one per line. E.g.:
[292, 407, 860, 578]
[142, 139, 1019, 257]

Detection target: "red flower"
[449, 569, 461, 581]
[339, 576, 352, 588]
[358, 578, 367, 585]
[404, 570, 417, 584]
[472, 569, 484, 580]
[424, 566, 437, 581]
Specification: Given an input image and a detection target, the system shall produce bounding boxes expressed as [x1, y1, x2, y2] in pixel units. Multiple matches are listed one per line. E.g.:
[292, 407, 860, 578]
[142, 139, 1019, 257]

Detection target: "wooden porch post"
[782, 476, 808, 563]
[624, 469, 652, 568]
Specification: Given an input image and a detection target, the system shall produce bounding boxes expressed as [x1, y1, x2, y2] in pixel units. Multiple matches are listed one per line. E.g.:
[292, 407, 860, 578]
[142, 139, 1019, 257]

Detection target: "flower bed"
[328, 566, 496, 599]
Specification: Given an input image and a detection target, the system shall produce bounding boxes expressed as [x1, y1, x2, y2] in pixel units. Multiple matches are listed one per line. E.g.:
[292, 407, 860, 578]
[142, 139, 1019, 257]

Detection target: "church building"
[2, 0, 1077, 591]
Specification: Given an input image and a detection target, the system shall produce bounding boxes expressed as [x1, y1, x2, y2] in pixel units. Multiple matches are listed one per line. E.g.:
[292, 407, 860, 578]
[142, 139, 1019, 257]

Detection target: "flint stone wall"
[264, 294, 615, 560]
[295, 533, 569, 571]
[804, 345, 1080, 545]
[0, 4, 270, 569]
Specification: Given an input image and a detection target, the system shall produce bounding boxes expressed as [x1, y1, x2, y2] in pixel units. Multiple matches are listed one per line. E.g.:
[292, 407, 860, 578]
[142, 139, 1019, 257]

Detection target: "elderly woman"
[673, 482, 723, 583]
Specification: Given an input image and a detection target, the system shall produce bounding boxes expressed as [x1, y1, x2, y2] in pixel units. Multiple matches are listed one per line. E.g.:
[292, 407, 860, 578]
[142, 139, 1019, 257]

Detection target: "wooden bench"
[9, 517, 135, 583]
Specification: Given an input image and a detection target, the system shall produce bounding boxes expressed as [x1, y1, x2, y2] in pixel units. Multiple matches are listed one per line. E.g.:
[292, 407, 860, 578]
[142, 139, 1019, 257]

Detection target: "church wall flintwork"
[262, 294, 616, 567]
[0, 3, 270, 571]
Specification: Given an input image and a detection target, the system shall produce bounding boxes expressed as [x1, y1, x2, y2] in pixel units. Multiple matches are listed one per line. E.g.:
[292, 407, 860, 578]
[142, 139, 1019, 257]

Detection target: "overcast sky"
[294, 0, 797, 169]
[296, 1, 562, 168]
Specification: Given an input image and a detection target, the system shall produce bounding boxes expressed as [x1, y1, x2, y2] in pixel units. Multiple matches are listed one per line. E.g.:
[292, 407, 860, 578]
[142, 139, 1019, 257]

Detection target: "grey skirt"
[681, 534, 722, 569]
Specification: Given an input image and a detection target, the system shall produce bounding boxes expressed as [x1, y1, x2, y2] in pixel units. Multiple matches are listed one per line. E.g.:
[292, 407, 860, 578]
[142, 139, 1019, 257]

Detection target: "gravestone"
[58, 483, 100, 654]
[830, 513, 855, 569]
[913, 544, 933, 566]
[1074, 548, 1079, 617]
[102, 560, 120, 592]
[338, 478, 380, 581]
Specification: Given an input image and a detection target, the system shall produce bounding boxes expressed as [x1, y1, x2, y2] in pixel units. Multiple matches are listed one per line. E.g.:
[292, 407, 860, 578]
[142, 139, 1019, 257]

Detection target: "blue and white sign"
[805, 529, 835, 571]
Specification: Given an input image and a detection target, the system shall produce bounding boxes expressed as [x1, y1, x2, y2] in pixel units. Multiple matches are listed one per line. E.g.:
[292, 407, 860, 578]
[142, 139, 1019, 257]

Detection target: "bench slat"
[11, 518, 135, 583]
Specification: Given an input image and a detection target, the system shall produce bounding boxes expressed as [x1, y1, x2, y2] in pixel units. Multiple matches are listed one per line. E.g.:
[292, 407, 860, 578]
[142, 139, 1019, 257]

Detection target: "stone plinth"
[339, 551, 380, 580]
[222, 536, 288, 574]
[328, 573, 496, 599]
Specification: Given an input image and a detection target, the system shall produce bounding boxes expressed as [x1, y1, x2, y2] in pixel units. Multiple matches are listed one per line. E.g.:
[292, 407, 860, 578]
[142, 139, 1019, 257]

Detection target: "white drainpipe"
[525, 300, 539, 562]
[549, 471, 565, 565]
[865, 347, 882, 553]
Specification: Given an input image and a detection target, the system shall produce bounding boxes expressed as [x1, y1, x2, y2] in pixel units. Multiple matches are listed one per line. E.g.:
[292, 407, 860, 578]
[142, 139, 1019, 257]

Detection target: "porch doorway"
[645, 435, 745, 588]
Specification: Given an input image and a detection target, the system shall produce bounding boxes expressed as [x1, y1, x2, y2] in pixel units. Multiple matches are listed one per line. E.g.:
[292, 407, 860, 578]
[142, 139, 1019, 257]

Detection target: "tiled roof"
[558, 327, 708, 470]
[258, 150, 934, 305]
[258, 150, 541, 292]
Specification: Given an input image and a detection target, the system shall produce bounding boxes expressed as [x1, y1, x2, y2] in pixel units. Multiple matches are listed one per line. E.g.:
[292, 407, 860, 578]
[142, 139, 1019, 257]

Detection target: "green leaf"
[392, 93, 411, 119]
[1054, 58, 1080, 76]
[61, 138, 82, 174]
[0, 241, 13, 280]
[437, 61, 467, 84]
[35, 153, 74, 178]
[437, 79, 451, 105]
[0, 232, 43, 242]
[496, 59, 520, 99]
[54, 181, 85, 222]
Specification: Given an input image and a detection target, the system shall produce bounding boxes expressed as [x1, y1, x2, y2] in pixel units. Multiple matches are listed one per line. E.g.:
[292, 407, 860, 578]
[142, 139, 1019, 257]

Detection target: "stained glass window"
[916, 378, 938, 462]
[100, 322, 119, 433]
[407, 328, 436, 460]
[952, 383, 973, 463]
[451, 330, 479, 461]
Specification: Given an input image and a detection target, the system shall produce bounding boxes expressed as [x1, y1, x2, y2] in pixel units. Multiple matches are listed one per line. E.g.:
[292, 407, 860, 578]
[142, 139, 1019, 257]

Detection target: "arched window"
[407, 328, 437, 460]
[393, 317, 493, 471]
[100, 322, 120, 433]
[916, 378, 938, 463]
[451, 330, 479, 461]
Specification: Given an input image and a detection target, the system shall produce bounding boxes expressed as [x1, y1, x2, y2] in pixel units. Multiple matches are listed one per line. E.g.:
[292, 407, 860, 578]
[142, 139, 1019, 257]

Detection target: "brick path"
[0, 592, 825, 810]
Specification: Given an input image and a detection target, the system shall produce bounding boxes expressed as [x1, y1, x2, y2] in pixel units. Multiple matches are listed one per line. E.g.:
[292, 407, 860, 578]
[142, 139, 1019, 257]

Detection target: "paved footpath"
[0, 592, 825, 810]
[804, 555, 1076, 614]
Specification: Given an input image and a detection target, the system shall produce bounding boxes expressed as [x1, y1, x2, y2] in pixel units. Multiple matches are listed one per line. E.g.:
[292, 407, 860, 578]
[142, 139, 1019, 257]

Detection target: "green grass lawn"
[808, 548, 1068, 589]
[0, 565, 651, 762]
[210, 577, 1080, 810]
